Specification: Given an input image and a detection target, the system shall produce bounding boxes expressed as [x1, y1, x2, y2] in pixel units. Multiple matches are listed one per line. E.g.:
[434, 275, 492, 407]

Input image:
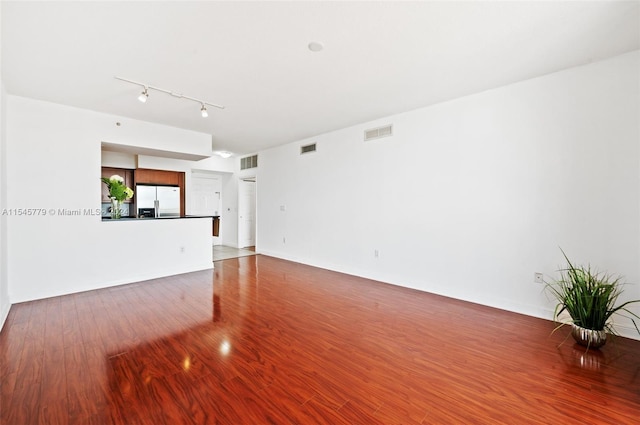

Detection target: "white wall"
[190, 171, 223, 245]
[0, 1, 11, 330]
[197, 154, 238, 245]
[195, 155, 235, 174]
[6, 96, 215, 302]
[218, 163, 258, 249]
[257, 51, 640, 339]
[0, 82, 8, 329]
[101, 150, 137, 169]
[221, 173, 239, 248]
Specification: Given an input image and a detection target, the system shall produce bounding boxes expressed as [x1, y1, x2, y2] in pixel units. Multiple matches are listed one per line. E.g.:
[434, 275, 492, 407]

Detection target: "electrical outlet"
[282, 237, 286, 244]
[374, 249, 379, 258]
[534, 272, 543, 283]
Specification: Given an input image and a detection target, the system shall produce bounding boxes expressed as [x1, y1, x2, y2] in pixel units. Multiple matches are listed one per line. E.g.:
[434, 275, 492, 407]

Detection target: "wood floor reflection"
[1, 255, 639, 424]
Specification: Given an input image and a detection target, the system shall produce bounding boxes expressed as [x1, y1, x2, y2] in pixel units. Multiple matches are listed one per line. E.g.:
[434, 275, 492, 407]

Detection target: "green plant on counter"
[545, 249, 640, 336]
[101, 175, 134, 201]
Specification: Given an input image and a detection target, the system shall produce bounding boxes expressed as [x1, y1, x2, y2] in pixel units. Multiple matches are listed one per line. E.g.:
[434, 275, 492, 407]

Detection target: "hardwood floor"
[212, 245, 257, 262]
[1, 255, 639, 424]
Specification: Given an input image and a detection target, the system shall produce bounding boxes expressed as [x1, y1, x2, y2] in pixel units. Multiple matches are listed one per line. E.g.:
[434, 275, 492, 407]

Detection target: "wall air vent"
[364, 124, 393, 141]
[300, 143, 317, 154]
[240, 154, 258, 170]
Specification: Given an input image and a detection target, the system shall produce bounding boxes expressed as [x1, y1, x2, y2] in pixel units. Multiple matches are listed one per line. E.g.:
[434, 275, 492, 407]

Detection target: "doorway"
[190, 172, 222, 245]
[238, 178, 256, 249]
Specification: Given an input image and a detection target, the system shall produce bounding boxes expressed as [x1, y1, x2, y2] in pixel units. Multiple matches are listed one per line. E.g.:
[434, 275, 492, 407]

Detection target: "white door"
[238, 179, 256, 248]
[191, 174, 222, 244]
[191, 177, 221, 216]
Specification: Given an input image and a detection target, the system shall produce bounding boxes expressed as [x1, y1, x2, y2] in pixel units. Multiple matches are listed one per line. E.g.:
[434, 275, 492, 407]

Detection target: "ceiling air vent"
[240, 154, 258, 170]
[364, 124, 393, 141]
[300, 143, 317, 154]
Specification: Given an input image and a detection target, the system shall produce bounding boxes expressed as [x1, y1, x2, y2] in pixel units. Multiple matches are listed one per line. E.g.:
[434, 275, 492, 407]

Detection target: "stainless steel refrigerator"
[136, 185, 181, 217]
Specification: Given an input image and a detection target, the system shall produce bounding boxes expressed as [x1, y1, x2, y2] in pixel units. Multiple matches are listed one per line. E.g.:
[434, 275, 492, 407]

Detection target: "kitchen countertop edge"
[101, 215, 220, 221]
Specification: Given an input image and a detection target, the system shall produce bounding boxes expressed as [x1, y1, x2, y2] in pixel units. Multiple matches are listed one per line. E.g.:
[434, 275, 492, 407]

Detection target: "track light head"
[138, 88, 148, 103]
[115, 77, 225, 115]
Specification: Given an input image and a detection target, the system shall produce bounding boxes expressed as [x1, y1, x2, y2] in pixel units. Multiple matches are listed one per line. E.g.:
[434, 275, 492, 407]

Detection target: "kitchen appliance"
[138, 208, 155, 218]
[136, 185, 180, 218]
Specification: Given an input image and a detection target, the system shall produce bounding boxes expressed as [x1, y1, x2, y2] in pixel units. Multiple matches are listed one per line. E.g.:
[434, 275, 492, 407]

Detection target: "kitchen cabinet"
[134, 169, 183, 186]
[134, 168, 186, 217]
[101, 167, 134, 203]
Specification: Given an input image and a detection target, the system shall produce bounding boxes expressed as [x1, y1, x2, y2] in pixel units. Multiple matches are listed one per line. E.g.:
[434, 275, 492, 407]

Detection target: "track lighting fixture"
[115, 76, 224, 118]
[138, 87, 149, 103]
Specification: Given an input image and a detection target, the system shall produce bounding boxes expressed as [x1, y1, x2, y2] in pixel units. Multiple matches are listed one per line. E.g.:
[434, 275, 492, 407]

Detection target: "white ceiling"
[2, 1, 639, 155]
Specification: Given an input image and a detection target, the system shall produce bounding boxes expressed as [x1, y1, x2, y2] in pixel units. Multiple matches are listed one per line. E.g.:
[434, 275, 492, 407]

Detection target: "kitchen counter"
[102, 215, 219, 221]
[96, 216, 214, 281]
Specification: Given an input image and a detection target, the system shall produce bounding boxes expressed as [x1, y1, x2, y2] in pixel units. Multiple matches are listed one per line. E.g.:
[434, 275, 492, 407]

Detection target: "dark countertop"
[102, 215, 219, 221]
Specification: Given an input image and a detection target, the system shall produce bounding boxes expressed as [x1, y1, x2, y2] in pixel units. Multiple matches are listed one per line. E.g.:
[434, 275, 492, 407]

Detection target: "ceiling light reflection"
[220, 340, 231, 356]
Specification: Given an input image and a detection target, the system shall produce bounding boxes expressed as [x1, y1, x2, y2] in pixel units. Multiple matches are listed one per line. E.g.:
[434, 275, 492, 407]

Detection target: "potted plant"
[101, 175, 134, 219]
[545, 250, 640, 349]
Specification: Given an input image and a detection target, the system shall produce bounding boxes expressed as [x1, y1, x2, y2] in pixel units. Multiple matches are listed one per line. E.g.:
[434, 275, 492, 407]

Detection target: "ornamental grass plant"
[546, 250, 640, 336]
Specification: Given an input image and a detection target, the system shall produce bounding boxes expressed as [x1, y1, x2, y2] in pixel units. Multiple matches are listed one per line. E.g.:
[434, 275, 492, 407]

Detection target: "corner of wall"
[0, 0, 12, 330]
[0, 92, 11, 329]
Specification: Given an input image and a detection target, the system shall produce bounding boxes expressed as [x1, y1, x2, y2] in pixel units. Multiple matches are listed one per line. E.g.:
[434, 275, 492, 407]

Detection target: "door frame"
[238, 177, 257, 249]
